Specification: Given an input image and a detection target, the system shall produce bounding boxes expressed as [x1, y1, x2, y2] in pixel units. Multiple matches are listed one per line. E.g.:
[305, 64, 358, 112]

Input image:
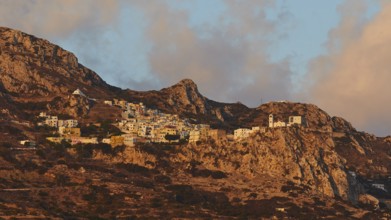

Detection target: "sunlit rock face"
[0, 27, 111, 98]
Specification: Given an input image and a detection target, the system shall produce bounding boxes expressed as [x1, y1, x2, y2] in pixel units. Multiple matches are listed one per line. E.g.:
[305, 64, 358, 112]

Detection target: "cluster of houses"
[38, 112, 79, 129]
[37, 112, 98, 145]
[268, 114, 304, 128]
[40, 96, 228, 147]
[231, 114, 305, 141]
[106, 99, 227, 144]
[233, 126, 265, 140]
[38, 89, 306, 148]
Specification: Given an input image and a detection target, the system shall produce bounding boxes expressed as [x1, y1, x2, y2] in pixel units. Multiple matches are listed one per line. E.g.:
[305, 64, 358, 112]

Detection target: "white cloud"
[0, 0, 120, 39]
[131, 0, 293, 104]
[307, 0, 391, 136]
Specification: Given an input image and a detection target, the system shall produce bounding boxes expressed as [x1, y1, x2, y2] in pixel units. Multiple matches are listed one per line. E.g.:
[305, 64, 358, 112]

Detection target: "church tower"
[269, 114, 274, 128]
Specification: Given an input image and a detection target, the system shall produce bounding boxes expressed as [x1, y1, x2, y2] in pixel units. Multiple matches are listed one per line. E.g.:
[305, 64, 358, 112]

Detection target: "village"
[35, 89, 305, 148]
[15, 90, 390, 203]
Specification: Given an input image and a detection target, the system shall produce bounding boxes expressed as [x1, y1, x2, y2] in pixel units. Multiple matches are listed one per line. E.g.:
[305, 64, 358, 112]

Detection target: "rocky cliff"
[114, 126, 363, 203]
[177, 127, 350, 197]
[0, 27, 113, 99]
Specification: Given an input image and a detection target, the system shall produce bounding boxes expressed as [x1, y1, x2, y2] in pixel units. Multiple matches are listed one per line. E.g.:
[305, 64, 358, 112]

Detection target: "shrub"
[112, 145, 126, 155]
[150, 197, 164, 208]
[95, 143, 112, 155]
[133, 179, 155, 189]
[39, 191, 49, 197]
[211, 171, 227, 179]
[190, 168, 227, 179]
[154, 175, 172, 184]
[75, 144, 94, 158]
[116, 163, 151, 176]
[55, 174, 70, 186]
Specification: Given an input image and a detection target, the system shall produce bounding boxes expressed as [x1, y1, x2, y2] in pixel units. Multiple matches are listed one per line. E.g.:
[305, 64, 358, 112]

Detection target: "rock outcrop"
[124, 79, 251, 129]
[162, 79, 210, 115]
[172, 127, 355, 200]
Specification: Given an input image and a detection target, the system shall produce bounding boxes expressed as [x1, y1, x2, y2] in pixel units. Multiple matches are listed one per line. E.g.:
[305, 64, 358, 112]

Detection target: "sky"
[0, 0, 390, 136]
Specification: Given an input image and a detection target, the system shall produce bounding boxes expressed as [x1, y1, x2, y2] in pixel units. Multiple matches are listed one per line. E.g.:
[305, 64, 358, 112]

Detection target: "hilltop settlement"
[36, 89, 305, 148]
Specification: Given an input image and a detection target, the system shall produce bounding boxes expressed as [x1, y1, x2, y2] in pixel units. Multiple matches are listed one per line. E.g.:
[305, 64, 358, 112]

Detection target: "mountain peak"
[0, 26, 110, 97]
[0, 26, 19, 34]
[177, 78, 197, 89]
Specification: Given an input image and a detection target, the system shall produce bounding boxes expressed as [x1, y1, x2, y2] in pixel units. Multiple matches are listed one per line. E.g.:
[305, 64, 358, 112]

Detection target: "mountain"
[0, 27, 113, 98]
[0, 27, 361, 131]
[124, 78, 252, 129]
[0, 27, 390, 218]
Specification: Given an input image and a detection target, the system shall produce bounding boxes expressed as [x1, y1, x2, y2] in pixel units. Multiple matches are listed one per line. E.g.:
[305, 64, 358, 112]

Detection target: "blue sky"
[1, 0, 391, 136]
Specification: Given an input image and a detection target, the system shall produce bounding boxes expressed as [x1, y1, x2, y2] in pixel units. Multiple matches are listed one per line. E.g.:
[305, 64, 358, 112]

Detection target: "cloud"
[131, 0, 293, 104]
[307, 0, 391, 136]
[0, 0, 154, 89]
[0, 0, 294, 105]
[0, 0, 120, 39]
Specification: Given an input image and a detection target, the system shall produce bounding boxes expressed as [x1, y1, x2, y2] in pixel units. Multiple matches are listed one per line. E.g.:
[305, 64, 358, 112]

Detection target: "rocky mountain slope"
[0, 27, 390, 218]
[124, 78, 251, 129]
[0, 26, 248, 127]
[0, 27, 113, 98]
[0, 26, 358, 131]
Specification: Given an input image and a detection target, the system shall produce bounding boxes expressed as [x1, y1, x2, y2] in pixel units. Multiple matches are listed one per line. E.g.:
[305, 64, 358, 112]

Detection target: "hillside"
[0, 27, 390, 219]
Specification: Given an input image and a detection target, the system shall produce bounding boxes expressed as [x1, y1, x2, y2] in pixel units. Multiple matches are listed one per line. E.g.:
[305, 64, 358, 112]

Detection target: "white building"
[288, 116, 303, 126]
[104, 100, 113, 106]
[58, 119, 78, 128]
[19, 140, 36, 147]
[273, 121, 286, 128]
[269, 114, 303, 128]
[372, 184, 387, 192]
[257, 127, 267, 133]
[189, 130, 201, 143]
[269, 114, 274, 128]
[102, 138, 111, 144]
[45, 116, 58, 127]
[269, 114, 286, 128]
[234, 128, 252, 140]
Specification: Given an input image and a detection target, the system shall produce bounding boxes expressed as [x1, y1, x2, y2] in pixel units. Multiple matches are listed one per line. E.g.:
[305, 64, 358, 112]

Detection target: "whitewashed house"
[58, 119, 78, 128]
[189, 130, 201, 143]
[45, 116, 58, 127]
[104, 100, 113, 106]
[273, 121, 286, 128]
[234, 128, 252, 140]
[288, 116, 303, 126]
[269, 114, 274, 128]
